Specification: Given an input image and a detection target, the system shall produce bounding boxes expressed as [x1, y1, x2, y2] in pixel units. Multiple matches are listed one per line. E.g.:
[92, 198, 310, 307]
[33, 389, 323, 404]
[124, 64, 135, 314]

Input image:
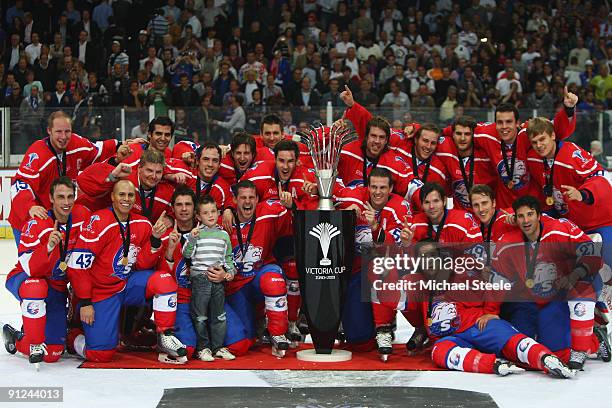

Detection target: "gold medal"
[525, 278, 534, 289]
[121, 257, 129, 266]
[59, 261, 67, 271]
[507, 181, 514, 189]
[546, 196, 554, 206]
[427, 318, 432, 326]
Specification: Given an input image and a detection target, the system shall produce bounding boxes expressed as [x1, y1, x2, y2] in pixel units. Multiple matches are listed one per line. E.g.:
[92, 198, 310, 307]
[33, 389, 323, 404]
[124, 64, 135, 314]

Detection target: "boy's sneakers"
[196, 348, 214, 362]
[214, 347, 236, 360]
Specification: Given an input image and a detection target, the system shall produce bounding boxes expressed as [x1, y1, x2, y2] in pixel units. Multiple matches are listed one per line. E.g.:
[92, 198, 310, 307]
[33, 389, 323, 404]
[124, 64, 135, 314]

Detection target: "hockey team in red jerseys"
[3, 92, 612, 380]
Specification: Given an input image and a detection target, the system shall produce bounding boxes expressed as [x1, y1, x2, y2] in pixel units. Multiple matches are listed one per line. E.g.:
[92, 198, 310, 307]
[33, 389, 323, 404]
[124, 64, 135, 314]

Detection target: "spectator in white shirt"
[24, 32, 41, 65]
[335, 30, 356, 58]
[140, 46, 164, 78]
[381, 80, 410, 108]
[496, 67, 522, 97]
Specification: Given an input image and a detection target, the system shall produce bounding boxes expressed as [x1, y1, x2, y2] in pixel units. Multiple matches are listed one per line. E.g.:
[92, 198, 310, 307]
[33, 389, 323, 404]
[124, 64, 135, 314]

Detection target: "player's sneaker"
[271, 334, 289, 357]
[568, 350, 587, 370]
[493, 359, 525, 376]
[595, 326, 611, 362]
[3, 324, 23, 355]
[157, 330, 187, 363]
[376, 326, 393, 360]
[287, 321, 303, 348]
[196, 348, 214, 362]
[29, 343, 47, 364]
[214, 347, 236, 360]
[542, 354, 576, 378]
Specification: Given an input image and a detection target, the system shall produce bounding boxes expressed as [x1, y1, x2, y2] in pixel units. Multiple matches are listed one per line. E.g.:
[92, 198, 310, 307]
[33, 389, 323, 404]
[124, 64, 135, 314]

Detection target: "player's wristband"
[579, 189, 594, 204]
[564, 105, 575, 118]
[107, 172, 118, 183]
[80, 299, 92, 307]
[150, 236, 162, 249]
[108, 157, 118, 167]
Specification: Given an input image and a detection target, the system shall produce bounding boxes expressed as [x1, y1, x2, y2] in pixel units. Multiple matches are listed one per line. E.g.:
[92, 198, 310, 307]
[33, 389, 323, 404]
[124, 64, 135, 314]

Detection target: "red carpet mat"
[79, 344, 442, 371]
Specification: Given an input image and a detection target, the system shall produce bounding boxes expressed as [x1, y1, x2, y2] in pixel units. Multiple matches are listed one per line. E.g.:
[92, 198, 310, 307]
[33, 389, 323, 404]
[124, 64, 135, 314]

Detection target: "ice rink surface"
[0, 240, 611, 408]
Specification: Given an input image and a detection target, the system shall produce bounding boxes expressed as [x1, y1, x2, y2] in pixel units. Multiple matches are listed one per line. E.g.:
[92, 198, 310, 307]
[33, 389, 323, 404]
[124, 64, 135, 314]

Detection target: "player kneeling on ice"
[182, 196, 236, 362]
[405, 239, 575, 378]
[4, 176, 90, 369]
[66, 180, 187, 364]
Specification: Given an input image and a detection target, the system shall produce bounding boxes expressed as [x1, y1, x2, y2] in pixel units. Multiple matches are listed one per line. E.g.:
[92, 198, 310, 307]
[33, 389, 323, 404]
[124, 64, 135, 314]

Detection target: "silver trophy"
[295, 122, 357, 210]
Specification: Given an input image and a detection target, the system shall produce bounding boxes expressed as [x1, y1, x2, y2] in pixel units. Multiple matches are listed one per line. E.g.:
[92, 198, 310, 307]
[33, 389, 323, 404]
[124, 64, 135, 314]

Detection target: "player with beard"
[493, 196, 606, 370]
[66, 180, 186, 364]
[9, 111, 118, 246]
[184, 142, 233, 210]
[218, 131, 261, 186]
[223, 180, 293, 357]
[337, 116, 416, 197]
[342, 97, 448, 190]
[76, 149, 174, 223]
[4, 177, 90, 368]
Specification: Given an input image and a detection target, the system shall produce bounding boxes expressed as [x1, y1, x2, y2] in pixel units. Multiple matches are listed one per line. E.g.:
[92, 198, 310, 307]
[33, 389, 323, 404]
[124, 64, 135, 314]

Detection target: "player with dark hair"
[184, 142, 233, 211]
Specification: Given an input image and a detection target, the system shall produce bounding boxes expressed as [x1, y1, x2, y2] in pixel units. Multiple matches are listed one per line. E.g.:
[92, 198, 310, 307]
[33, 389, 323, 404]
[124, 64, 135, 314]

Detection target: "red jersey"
[225, 200, 291, 296]
[8, 205, 91, 294]
[526, 141, 612, 232]
[185, 172, 233, 211]
[171, 140, 199, 160]
[218, 152, 265, 186]
[335, 186, 412, 245]
[338, 140, 414, 196]
[474, 108, 576, 208]
[493, 215, 602, 301]
[67, 209, 162, 302]
[412, 209, 483, 243]
[406, 275, 500, 340]
[159, 229, 194, 304]
[436, 132, 498, 211]
[9, 135, 116, 231]
[253, 134, 314, 168]
[76, 161, 173, 222]
[242, 161, 317, 209]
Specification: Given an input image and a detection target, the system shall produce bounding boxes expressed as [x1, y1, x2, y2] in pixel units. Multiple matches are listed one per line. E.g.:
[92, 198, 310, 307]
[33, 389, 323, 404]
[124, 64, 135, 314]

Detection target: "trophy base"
[296, 349, 352, 362]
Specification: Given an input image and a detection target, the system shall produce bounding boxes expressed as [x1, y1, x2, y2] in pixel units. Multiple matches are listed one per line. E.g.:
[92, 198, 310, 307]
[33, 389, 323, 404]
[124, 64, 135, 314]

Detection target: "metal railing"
[1, 106, 610, 168]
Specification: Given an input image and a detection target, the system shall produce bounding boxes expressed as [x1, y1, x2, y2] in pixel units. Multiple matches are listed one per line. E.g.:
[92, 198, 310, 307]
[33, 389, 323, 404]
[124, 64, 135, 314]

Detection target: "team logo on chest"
[111, 244, 140, 278]
[497, 159, 529, 189]
[233, 244, 263, 277]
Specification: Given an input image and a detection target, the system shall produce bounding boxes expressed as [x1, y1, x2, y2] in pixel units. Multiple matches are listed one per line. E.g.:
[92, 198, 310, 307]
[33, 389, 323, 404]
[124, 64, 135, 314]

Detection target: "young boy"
[183, 196, 236, 361]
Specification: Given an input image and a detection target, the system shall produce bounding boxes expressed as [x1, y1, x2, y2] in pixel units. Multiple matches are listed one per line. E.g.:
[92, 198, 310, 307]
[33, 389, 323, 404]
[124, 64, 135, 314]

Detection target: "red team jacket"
[76, 161, 173, 222]
[225, 200, 292, 296]
[242, 161, 318, 209]
[526, 141, 612, 232]
[8, 205, 91, 294]
[474, 109, 576, 209]
[9, 135, 116, 231]
[493, 215, 602, 302]
[159, 230, 194, 304]
[67, 209, 162, 302]
[412, 209, 483, 243]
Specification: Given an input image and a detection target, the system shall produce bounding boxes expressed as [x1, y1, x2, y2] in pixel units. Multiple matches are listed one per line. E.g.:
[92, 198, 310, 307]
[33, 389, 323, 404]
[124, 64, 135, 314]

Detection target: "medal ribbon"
[427, 209, 448, 242]
[523, 224, 543, 286]
[411, 145, 431, 182]
[111, 209, 131, 264]
[501, 142, 517, 188]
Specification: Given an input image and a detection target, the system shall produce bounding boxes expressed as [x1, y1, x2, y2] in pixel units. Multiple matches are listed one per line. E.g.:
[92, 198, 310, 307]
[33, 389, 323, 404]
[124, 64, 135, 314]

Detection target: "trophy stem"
[318, 198, 335, 211]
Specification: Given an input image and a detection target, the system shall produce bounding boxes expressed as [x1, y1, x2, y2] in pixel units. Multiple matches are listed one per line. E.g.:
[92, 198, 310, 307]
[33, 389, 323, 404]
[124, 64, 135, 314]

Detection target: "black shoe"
[3, 324, 23, 355]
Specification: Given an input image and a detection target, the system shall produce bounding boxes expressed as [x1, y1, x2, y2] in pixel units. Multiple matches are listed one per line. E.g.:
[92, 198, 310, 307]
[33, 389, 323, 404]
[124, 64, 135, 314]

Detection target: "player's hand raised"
[302, 181, 318, 195]
[339, 85, 354, 107]
[363, 202, 378, 228]
[181, 151, 196, 168]
[166, 221, 180, 259]
[563, 86, 578, 108]
[47, 221, 63, 253]
[116, 143, 133, 162]
[400, 215, 415, 245]
[278, 182, 294, 208]
[152, 211, 169, 238]
[110, 163, 132, 180]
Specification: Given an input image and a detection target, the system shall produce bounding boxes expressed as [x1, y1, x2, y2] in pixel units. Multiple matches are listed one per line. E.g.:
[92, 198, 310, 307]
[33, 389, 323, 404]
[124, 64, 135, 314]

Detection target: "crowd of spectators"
[1, 0, 612, 146]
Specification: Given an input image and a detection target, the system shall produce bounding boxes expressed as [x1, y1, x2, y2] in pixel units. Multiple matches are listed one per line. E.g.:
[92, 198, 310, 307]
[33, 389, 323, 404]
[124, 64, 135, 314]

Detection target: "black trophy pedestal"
[294, 210, 355, 357]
